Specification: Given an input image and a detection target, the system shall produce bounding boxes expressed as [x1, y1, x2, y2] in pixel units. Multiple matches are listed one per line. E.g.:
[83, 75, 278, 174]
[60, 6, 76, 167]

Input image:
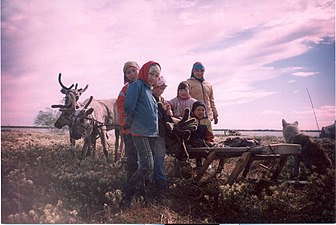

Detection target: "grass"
[1, 130, 335, 223]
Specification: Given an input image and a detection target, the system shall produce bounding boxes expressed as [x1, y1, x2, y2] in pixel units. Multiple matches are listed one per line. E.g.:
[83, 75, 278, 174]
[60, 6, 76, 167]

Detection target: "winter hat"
[191, 100, 207, 115]
[123, 61, 140, 84]
[154, 76, 167, 88]
[123, 61, 140, 74]
[178, 81, 189, 90]
[192, 62, 205, 71]
[191, 62, 205, 81]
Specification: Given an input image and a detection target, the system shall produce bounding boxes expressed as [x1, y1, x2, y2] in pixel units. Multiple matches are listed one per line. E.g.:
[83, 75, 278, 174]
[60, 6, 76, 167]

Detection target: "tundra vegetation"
[1, 130, 335, 223]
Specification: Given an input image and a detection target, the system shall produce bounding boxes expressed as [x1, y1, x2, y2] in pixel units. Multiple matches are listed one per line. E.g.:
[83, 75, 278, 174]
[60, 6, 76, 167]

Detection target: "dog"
[282, 119, 300, 143]
[282, 119, 332, 177]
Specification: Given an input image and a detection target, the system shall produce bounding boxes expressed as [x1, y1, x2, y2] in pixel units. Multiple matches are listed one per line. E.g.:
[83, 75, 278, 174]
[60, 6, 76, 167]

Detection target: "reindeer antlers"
[58, 73, 74, 90]
[83, 96, 93, 109]
[177, 108, 197, 132]
[51, 92, 76, 110]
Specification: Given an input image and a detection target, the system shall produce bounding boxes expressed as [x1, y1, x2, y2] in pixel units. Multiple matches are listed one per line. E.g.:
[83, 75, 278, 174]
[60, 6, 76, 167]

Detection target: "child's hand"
[165, 103, 171, 110]
[214, 116, 218, 124]
[165, 103, 173, 116]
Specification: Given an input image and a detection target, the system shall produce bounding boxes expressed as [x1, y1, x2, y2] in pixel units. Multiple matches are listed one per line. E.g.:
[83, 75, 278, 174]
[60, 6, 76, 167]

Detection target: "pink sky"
[1, 0, 335, 130]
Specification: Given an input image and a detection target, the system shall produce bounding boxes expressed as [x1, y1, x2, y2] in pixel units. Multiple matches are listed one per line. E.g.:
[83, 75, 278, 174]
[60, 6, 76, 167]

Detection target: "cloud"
[293, 104, 335, 128]
[292, 71, 319, 77]
[1, 0, 334, 129]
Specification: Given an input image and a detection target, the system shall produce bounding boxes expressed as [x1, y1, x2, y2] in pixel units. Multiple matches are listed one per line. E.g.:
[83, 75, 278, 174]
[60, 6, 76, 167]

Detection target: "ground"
[1, 130, 335, 223]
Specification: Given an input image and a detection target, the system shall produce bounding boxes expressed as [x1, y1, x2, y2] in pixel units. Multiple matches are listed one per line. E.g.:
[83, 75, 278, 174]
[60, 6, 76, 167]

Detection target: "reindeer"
[69, 96, 120, 160]
[51, 73, 88, 146]
[51, 73, 123, 161]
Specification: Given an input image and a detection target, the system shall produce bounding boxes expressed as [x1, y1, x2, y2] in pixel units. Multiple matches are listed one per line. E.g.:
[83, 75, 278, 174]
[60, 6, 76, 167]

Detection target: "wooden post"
[226, 152, 252, 185]
[216, 158, 226, 174]
[271, 155, 288, 180]
[241, 156, 254, 178]
[193, 151, 217, 183]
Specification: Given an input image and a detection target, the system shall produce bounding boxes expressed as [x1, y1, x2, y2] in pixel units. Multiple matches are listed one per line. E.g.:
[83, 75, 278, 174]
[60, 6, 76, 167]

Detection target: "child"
[186, 62, 219, 124]
[151, 76, 169, 194]
[187, 100, 215, 169]
[120, 61, 161, 208]
[116, 61, 140, 181]
[168, 81, 196, 119]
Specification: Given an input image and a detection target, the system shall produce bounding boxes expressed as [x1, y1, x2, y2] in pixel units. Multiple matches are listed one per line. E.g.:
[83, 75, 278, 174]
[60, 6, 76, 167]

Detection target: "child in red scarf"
[120, 61, 161, 208]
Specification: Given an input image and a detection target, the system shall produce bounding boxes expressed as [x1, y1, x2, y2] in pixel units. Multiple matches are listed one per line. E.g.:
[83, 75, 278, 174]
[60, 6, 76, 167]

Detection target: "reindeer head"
[57, 73, 88, 103]
[51, 73, 89, 128]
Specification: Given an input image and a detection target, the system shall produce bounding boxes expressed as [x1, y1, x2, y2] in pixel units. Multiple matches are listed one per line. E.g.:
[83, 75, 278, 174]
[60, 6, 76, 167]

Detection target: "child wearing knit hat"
[186, 62, 219, 125]
[123, 61, 140, 84]
[116, 61, 140, 182]
[187, 100, 215, 170]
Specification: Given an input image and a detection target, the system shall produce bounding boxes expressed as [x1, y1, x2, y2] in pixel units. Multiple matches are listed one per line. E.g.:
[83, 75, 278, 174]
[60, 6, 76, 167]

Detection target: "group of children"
[116, 60, 218, 208]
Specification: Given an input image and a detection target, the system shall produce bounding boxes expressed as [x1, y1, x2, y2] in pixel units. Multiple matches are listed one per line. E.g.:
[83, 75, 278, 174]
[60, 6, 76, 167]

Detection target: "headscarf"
[138, 61, 161, 84]
[123, 61, 140, 84]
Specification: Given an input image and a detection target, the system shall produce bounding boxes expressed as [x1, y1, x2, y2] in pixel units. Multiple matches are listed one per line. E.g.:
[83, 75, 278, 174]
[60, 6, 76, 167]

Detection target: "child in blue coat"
[120, 61, 161, 208]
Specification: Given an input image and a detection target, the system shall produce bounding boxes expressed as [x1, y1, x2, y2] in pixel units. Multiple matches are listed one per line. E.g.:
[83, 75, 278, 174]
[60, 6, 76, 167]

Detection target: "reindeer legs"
[99, 126, 109, 160]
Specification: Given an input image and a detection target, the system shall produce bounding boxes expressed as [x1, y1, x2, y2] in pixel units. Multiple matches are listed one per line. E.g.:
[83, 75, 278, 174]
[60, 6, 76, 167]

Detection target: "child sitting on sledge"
[187, 100, 215, 169]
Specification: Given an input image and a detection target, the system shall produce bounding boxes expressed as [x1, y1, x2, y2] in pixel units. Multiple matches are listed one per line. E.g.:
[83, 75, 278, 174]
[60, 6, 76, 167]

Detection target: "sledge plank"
[260, 144, 301, 155]
[271, 155, 288, 180]
[187, 146, 263, 158]
[193, 151, 217, 183]
[226, 152, 252, 185]
[187, 143, 301, 156]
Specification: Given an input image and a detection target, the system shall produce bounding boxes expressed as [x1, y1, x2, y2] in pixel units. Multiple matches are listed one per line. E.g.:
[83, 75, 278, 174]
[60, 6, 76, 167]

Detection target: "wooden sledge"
[186, 144, 302, 184]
